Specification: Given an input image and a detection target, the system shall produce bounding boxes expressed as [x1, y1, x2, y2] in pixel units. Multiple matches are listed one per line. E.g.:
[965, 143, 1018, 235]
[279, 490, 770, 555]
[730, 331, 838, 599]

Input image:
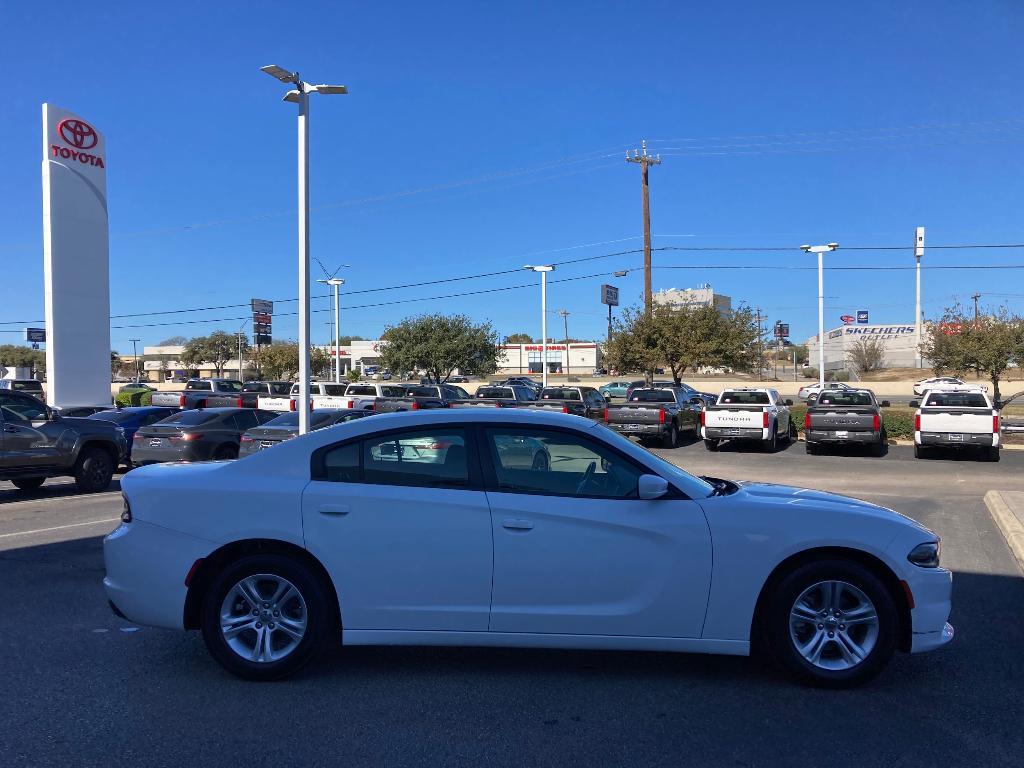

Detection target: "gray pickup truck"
[524, 386, 607, 420]
[0, 390, 127, 492]
[150, 378, 244, 409]
[372, 383, 472, 413]
[603, 387, 703, 448]
[450, 385, 538, 409]
[805, 388, 891, 456]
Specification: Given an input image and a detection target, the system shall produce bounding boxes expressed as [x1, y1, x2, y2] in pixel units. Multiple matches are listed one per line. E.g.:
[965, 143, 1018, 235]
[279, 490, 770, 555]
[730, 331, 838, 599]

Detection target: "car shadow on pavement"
[0, 476, 123, 505]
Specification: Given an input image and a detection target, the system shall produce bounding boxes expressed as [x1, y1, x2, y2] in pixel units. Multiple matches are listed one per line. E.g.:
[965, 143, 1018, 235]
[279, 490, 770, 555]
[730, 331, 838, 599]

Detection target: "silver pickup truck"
[150, 379, 243, 409]
[804, 389, 890, 457]
[701, 388, 794, 452]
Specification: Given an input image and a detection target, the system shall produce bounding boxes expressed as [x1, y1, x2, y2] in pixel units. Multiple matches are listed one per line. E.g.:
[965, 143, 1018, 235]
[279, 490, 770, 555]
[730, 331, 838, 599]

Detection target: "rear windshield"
[156, 411, 218, 426]
[925, 392, 988, 408]
[9, 380, 42, 391]
[404, 386, 436, 397]
[629, 389, 675, 403]
[477, 387, 513, 398]
[720, 391, 770, 405]
[265, 412, 301, 427]
[346, 386, 377, 396]
[817, 392, 873, 406]
[324, 384, 347, 396]
[242, 382, 266, 392]
[540, 388, 581, 401]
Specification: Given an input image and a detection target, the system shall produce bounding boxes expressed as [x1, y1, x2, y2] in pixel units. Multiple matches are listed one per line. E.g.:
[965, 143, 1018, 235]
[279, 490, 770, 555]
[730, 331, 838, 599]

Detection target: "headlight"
[907, 541, 940, 568]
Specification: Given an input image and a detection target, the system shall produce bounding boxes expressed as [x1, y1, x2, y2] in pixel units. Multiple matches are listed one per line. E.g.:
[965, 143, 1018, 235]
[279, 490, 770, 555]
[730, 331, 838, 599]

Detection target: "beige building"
[653, 284, 732, 314]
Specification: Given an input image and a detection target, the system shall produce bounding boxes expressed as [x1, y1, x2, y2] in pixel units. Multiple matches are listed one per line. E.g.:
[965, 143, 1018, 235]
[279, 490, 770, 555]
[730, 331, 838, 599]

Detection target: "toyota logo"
[57, 118, 98, 150]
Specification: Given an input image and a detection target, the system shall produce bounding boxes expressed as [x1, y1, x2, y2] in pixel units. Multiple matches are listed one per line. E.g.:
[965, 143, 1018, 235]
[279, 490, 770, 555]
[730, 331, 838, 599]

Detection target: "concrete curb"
[794, 435, 1024, 451]
[983, 491, 1024, 575]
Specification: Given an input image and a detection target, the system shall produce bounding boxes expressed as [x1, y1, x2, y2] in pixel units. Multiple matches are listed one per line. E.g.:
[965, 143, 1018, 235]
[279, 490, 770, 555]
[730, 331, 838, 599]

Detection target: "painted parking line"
[0, 517, 121, 539]
[0, 491, 120, 508]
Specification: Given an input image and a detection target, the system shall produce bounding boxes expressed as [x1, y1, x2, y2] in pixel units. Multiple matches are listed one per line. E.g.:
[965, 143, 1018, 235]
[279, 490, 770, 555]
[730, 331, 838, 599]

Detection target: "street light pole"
[130, 338, 140, 383]
[801, 243, 839, 390]
[524, 265, 555, 388]
[317, 277, 345, 383]
[261, 64, 347, 435]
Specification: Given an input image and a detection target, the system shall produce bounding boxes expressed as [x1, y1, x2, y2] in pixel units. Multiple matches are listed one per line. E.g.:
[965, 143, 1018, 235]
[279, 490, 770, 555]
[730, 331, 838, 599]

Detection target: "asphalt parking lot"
[2, 443, 1023, 768]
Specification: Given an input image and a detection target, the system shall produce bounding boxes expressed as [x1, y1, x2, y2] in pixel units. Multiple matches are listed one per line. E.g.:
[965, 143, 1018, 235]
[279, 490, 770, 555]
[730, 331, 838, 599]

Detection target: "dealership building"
[805, 323, 925, 371]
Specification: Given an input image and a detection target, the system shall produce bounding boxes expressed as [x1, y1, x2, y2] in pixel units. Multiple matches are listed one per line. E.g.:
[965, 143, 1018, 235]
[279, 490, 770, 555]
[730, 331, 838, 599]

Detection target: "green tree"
[922, 304, 1024, 403]
[157, 335, 188, 346]
[380, 314, 500, 384]
[504, 332, 534, 343]
[180, 331, 248, 377]
[605, 303, 760, 384]
[258, 342, 300, 380]
[846, 336, 886, 374]
[0, 344, 46, 376]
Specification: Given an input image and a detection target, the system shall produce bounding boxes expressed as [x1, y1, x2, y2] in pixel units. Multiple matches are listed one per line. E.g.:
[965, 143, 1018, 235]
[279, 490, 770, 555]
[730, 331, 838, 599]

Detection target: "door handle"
[3, 425, 17, 433]
[318, 504, 350, 516]
[501, 518, 534, 531]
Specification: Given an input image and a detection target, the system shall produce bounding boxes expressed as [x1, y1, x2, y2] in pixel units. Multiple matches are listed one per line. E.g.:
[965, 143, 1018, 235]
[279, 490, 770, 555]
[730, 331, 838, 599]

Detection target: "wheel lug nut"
[273, 611, 279, 617]
[828, 631, 834, 637]
[839, 624, 845, 630]
[252, 609, 259, 616]
[817, 624, 824, 629]
[269, 622, 275, 629]
[255, 622, 262, 629]
[263, 603, 270, 608]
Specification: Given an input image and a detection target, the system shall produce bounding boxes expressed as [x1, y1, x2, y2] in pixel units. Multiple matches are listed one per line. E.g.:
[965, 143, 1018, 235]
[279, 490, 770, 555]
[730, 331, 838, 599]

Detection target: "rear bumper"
[703, 426, 765, 440]
[608, 423, 666, 436]
[918, 431, 997, 448]
[130, 443, 198, 464]
[806, 429, 880, 444]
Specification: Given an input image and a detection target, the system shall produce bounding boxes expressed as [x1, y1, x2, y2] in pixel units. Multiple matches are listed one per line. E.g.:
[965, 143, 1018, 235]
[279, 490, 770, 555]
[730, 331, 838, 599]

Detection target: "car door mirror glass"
[638, 474, 669, 500]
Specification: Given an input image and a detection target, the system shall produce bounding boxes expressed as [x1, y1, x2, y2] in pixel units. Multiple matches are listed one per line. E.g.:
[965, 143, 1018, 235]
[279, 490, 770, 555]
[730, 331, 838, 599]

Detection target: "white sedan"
[797, 381, 855, 401]
[104, 410, 953, 687]
[913, 376, 986, 397]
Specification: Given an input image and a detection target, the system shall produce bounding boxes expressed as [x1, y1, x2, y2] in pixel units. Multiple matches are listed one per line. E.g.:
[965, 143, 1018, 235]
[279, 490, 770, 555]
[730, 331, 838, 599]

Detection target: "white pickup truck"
[259, 382, 407, 412]
[912, 388, 1000, 461]
[701, 388, 794, 452]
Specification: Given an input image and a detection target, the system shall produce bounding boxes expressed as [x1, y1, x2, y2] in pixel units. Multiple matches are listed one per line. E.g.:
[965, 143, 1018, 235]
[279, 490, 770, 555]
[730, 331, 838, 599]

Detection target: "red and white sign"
[49, 117, 105, 168]
[840, 315, 855, 325]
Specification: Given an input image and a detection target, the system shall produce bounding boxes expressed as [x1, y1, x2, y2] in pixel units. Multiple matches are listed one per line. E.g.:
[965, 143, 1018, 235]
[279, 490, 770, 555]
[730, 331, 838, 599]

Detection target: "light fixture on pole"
[317, 276, 346, 383]
[261, 64, 347, 435]
[524, 265, 555, 388]
[800, 242, 839, 390]
[129, 338, 140, 383]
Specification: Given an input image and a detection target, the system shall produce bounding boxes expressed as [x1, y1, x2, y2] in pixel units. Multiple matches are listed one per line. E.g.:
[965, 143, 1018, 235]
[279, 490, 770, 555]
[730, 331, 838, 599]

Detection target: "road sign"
[773, 322, 789, 338]
[840, 315, 855, 325]
[857, 310, 869, 324]
[251, 299, 274, 315]
[252, 312, 272, 325]
[600, 284, 619, 307]
[24, 327, 46, 343]
[254, 334, 272, 346]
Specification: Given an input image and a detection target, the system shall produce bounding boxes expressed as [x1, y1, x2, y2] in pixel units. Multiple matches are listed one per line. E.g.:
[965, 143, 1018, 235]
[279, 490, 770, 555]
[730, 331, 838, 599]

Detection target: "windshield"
[156, 411, 218, 426]
[264, 412, 301, 427]
[925, 392, 989, 408]
[595, 424, 715, 499]
[720, 391, 769, 405]
[540, 388, 581, 401]
[629, 389, 675, 403]
[817, 392, 873, 406]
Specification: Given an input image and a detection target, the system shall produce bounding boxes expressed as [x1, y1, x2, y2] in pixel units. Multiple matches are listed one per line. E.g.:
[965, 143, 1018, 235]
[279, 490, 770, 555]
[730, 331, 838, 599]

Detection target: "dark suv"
[0, 391, 128, 493]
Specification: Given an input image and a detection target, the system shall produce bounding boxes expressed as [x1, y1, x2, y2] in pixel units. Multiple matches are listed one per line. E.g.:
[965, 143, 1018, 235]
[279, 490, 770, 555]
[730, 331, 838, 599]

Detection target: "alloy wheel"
[788, 580, 879, 671]
[219, 574, 308, 663]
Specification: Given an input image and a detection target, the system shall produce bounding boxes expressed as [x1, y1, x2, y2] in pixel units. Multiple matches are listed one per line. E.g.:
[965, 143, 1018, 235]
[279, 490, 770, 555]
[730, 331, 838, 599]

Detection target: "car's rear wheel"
[201, 554, 332, 681]
[11, 477, 45, 492]
[73, 447, 114, 493]
[766, 559, 897, 688]
[662, 423, 679, 449]
[985, 447, 1000, 462]
[870, 433, 887, 458]
[913, 443, 927, 459]
[765, 426, 778, 453]
[703, 438, 719, 452]
[805, 442, 818, 455]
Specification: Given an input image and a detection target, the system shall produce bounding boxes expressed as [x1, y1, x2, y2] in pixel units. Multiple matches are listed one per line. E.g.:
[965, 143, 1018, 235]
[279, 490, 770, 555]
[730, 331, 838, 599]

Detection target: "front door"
[302, 425, 493, 631]
[0, 394, 62, 470]
[481, 426, 712, 638]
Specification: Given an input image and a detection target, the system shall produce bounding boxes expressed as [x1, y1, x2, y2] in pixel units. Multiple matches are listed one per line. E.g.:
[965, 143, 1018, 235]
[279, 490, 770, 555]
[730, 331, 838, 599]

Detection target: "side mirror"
[880, 400, 891, 408]
[784, 399, 794, 406]
[909, 400, 919, 409]
[47, 407, 59, 421]
[638, 474, 669, 500]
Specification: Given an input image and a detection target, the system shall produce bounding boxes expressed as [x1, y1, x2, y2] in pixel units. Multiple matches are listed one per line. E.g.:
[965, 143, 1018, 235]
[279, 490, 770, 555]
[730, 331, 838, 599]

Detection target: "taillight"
[659, 408, 666, 424]
[178, 394, 186, 408]
[412, 401, 420, 410]
[873, 413, 881, 431]
[372, 400, 380, 412]
[994, 414, 1000, 433]
[763, 411, 769, 428]
[804, 412, 811, 429]
[236, 398, 244, 407]
[180, 433, 203, 441]
[241, 435, 254, 442]
[132, 433, 144, 440]
[914, 414, 921, 431]
[700, 410, 706, 426]
[603, 408, 609, 422]
[562, 405, 569, 414]
[290, 399, 297, 412]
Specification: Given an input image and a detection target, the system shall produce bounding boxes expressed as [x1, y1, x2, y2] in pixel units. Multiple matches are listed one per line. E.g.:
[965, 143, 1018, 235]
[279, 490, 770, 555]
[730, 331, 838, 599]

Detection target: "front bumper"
[918, 431, 997, 448]
[806, 429, 880, 444]
[907, 566, 955, 654]
[103, 519, 214, 630]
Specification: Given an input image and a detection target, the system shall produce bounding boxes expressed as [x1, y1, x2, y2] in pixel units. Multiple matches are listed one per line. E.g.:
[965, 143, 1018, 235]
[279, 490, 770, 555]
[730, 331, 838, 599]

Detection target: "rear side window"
[11, 380, 42, 392]
[323, 442, 360, 482]
[720, 391, 770, 405]
[346, 386, 376, 396]
[231, 411, 259, 430]
[925, 392, 988, 408]
[319, 428, 471, 488]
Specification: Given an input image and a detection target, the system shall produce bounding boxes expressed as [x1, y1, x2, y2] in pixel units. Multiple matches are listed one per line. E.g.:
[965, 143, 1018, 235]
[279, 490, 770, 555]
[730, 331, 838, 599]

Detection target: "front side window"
[0, 394, 47, 422]
[484, 427, 643, 499]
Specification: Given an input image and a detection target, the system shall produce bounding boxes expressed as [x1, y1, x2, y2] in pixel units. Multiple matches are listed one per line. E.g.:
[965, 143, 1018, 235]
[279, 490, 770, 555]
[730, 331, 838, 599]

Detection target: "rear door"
[302, 426, 494, 631]
[481, 425, 712, 637]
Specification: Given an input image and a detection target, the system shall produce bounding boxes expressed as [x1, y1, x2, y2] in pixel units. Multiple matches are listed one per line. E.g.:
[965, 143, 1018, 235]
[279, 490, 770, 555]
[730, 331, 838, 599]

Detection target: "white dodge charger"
[104, 409, 953, 687]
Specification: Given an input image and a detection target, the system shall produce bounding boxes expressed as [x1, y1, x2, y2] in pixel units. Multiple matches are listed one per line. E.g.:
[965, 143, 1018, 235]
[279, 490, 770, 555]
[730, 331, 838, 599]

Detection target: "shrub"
[802, 367, 818, 379]
[790, 404, 916, 439]
[114, 388, 153, 407]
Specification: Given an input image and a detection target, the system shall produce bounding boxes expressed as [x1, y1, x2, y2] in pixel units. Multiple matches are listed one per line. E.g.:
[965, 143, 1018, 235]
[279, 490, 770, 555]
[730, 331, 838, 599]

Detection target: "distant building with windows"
[653, 284, 732, 314]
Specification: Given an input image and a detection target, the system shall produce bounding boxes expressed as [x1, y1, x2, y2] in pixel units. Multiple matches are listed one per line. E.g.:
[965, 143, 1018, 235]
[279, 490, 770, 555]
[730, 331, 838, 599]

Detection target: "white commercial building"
[806, 323, 924, 371]
[653, 284, 731, 314]
[497, 343, 601, 376]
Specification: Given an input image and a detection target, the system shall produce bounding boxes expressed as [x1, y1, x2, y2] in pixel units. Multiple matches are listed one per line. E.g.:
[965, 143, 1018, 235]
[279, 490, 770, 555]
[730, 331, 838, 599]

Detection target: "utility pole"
[130, 339, 141, 383]
[626, 140, 661, 314]
[755, 309, 763, 381]
[557, 309, 570, 345]
[915, 227, 924, 368]
[972, 293, 981, 322]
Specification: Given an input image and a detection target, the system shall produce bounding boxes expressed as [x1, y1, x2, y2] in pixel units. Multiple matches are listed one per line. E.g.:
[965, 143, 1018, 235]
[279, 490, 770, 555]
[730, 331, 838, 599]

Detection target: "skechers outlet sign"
[49, 118, 105, 168]
[843, 326, 915, 340]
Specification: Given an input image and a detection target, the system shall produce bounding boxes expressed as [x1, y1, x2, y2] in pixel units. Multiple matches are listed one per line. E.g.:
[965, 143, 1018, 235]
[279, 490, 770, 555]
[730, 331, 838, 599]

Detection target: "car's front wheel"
[73, 447, 114, 493]
[201, 554, 334, 681]
[766, 559, 898, 688]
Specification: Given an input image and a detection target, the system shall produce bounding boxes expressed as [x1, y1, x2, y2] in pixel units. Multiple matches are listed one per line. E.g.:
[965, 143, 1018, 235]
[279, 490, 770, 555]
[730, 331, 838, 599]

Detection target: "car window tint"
[485, 428, 642, 499]
[270, 383, 292, 395]
[359, 429, 469, 488]
[0, 395, 47, 422]
[720, 391, 770, 405]
[310, 411, 337, 428]
[347, 386, 376, 396]
[477, 387, 513, 399]
[323, 384, 347, 396]
[925, 392, 988, 408]
[382, 386, 406, 397]
[818, 392, 873, 406]
[323, 442, 360, 482]
[159, 411, 217, 426]
[629, 389, 675, 403]
[540, 388, 582, 401]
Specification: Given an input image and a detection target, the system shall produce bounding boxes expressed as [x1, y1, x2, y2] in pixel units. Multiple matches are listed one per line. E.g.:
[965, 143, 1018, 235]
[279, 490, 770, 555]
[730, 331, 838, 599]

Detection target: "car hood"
[58, 416, 124, 436]
[733, 481, 928, 530]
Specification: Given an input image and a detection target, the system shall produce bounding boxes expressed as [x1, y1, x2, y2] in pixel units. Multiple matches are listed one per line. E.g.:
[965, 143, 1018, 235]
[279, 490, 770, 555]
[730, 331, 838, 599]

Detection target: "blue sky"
[3, 1, 1024, 355]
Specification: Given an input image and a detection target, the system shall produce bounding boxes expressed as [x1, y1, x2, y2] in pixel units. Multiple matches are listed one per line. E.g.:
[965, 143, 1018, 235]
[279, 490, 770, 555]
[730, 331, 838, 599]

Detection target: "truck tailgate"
[606, 404, 664, 424]
[150, 392, 184, 407]
[808, 408, 877, 432]
[703, 407, 765, 428]
[257, 395, 293, 412]
[920, 408, 994, 434]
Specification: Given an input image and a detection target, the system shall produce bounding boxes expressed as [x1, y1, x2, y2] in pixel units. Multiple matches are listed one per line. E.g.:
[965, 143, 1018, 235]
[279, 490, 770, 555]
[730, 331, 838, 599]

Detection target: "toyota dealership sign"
[50, 118, 105, 168]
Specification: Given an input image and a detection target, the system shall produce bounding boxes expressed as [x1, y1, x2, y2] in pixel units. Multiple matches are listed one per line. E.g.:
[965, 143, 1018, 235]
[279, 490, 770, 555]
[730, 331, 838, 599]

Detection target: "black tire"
[789, 421, 798, 440]
[805, 442, 817, 455]
[764, 425, 778, 453]
[201, 553, 334, 681]
[213, 444, 238, 461]
[11, 477, 45, 492]
[73, 447, 114, 493]
[765, 559, 898, 688]
[986, 447, 1000, 463]
[913, 443, 927, 460]
[870, 434, 887, 458]
[662, 423, 679, 449]
[703, 438, 719, 452]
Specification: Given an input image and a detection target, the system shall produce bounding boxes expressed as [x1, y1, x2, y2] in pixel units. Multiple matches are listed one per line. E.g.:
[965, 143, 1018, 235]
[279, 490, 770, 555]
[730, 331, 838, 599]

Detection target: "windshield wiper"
[699, 475, 731, 497]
